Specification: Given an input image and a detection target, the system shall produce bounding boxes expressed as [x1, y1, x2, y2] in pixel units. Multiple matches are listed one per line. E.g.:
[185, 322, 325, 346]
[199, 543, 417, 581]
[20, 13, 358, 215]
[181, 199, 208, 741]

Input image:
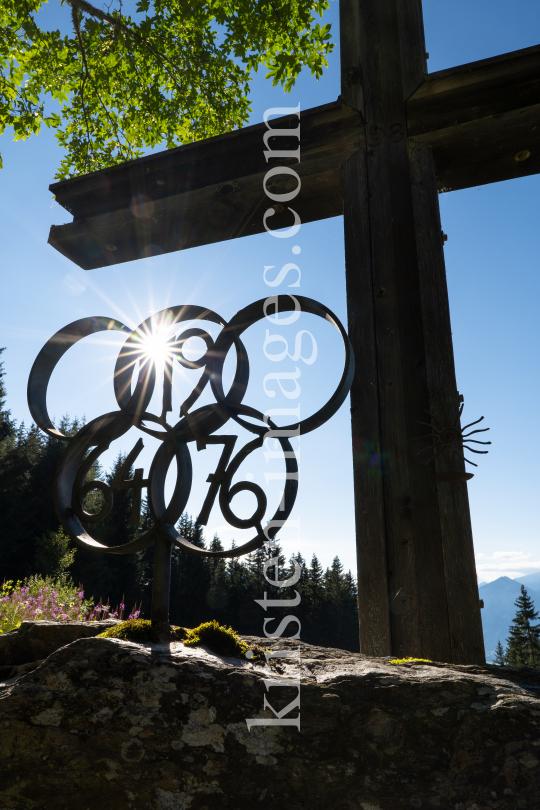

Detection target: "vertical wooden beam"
[340, 0, 485, 662]
[343, 148, 392, 656]
[408, 141, 485, 664]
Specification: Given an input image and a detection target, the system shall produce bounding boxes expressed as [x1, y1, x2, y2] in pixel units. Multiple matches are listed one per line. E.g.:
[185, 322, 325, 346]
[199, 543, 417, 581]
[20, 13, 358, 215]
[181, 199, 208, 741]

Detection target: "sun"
[138, 329, 174, 364]
[130, 313, 177, 367]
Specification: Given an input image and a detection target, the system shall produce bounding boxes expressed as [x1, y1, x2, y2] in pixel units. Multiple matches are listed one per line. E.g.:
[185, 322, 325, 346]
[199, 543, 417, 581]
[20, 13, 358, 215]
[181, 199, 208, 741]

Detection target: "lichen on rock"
[0, 624, 539, 809]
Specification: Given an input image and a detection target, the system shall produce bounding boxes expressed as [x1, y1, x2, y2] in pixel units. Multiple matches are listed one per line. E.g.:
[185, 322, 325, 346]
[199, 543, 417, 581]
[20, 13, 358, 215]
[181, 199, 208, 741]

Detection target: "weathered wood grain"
[341, 0, 457, 661]
[397, 0, 428, 101]
[48, 42, 540, 270]
[339, 0, 364, 114]
[341, 0, 487, 663]
[408, 44, 540, 134]
[52, 101, 360, 219]
[408, 140, 485, 664]
[357, 0, 424, 659]
[48, 102, 363, 269]
[407, 43, 540, 191]
[49, 163, 346, 270]
[49, 40, 540, 269]
[421, 103, 540, 191]
[343, 146, 391, 657]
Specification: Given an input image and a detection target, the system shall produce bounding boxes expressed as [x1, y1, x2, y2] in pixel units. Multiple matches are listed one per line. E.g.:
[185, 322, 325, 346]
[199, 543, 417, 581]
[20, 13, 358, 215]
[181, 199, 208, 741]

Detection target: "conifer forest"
[0, 349, 360, 650]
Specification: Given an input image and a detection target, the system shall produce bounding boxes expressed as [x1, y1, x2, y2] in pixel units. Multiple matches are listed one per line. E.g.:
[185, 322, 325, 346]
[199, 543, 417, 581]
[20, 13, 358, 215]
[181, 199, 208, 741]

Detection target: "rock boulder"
[0, 619, 119, 673]
[0, 627, 539, 809]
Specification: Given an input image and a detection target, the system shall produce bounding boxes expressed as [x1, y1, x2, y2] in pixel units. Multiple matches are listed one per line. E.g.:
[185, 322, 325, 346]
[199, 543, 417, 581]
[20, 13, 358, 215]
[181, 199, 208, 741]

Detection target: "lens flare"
[138, 329, 173, 364]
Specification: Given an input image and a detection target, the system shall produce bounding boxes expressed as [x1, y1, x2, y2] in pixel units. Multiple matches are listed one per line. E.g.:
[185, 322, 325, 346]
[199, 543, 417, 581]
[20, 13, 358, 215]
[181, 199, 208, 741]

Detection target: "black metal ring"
[74, 480, 113, 524]
[114, 305, 250, 444]
[28, 316, 130, 440]
[31, 297, 353, 564]
[55, 412, 190, 555]
[210, 295, 354, 437]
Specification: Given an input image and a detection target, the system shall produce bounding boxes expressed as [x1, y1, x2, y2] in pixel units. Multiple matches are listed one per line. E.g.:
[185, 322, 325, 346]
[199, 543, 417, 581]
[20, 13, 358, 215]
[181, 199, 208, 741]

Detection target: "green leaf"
[0, 0, 335, 178]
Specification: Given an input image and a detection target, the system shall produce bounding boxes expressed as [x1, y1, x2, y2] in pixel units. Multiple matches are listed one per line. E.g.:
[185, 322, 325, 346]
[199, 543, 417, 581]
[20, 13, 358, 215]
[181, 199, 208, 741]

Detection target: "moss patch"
[390, 657, 434, 665]
[97, 618, 261, 660]
[97, 619, 160, 643]
[244, 643, 269, 662]
[97, 620, 189, 643]
[184, 620, 249, 658]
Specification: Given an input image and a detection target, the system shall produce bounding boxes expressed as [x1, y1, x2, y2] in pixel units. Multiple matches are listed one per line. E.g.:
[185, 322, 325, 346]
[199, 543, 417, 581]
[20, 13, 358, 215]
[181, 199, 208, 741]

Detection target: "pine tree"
[303, 554, 324, 617]
[288, 552, 308, 590]
[206, 535, 229, 621]
[316, 556, 360, 651]
[245, 547, 268, 592]
[506, 585, 540, 667]
[71, 451, 149, 613]
[0, 348, 15, 449]
[308, 554, 324, 594]
[224, 540, 252, 629]
[493, 640, 506, 666]
[0, 419, 77, 579]
[169, 514, 210, 628]
[338, 569, 360, 651]
[207, 535, 227, 592]
[325, 556, 345, 603]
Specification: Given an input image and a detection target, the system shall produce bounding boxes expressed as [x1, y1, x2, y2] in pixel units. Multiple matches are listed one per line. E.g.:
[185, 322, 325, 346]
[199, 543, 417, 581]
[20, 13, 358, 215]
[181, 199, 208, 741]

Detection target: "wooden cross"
[47, 1, 540, 664]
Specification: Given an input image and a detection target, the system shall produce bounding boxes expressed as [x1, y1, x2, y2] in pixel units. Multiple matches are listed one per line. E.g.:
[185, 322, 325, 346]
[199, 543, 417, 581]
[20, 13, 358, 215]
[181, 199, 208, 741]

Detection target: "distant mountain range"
[512, 571, 540, 589]
[479, 572, 540, 661]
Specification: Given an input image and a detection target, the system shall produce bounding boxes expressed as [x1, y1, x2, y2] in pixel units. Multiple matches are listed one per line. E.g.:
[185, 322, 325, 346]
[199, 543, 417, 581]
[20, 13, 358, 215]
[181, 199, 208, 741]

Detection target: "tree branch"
[71, 3, 94, 167]
[71, 2, 131, 166]
[66, 0, 187, 94]
[69, 0, 122, 31]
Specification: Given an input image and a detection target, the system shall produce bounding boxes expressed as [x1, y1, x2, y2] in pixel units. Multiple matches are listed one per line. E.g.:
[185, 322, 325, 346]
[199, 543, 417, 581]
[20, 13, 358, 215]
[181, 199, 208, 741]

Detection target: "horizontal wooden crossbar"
[408, 43, 540, 191]
[48, 102, 363, 270]
[48, 44, 540, 269]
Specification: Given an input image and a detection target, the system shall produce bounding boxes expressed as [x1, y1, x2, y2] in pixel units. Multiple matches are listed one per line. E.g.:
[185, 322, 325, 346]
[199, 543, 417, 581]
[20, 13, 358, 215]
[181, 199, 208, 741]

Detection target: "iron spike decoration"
[413, 403, 491, 483]
[28, 296, 354, 564]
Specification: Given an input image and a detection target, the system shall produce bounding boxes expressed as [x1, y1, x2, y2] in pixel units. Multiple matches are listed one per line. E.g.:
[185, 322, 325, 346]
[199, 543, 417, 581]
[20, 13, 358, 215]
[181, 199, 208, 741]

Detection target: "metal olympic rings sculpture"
[28, 295, 354, 562]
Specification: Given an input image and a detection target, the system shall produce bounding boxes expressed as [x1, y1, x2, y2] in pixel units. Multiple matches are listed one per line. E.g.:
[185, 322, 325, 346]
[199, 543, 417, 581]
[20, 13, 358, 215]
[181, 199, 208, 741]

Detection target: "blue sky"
[1, 0, 539, 581]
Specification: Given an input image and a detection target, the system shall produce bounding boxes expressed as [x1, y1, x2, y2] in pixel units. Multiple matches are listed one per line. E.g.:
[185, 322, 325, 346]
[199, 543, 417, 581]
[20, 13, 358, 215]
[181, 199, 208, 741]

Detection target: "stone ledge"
[0, 625, 538, 809]
[0, 619, 120, 671]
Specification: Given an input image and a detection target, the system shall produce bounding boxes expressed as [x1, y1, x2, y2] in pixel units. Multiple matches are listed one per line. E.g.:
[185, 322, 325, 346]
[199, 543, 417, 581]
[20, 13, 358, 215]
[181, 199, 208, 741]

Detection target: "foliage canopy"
[1, 0, 334, 179]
